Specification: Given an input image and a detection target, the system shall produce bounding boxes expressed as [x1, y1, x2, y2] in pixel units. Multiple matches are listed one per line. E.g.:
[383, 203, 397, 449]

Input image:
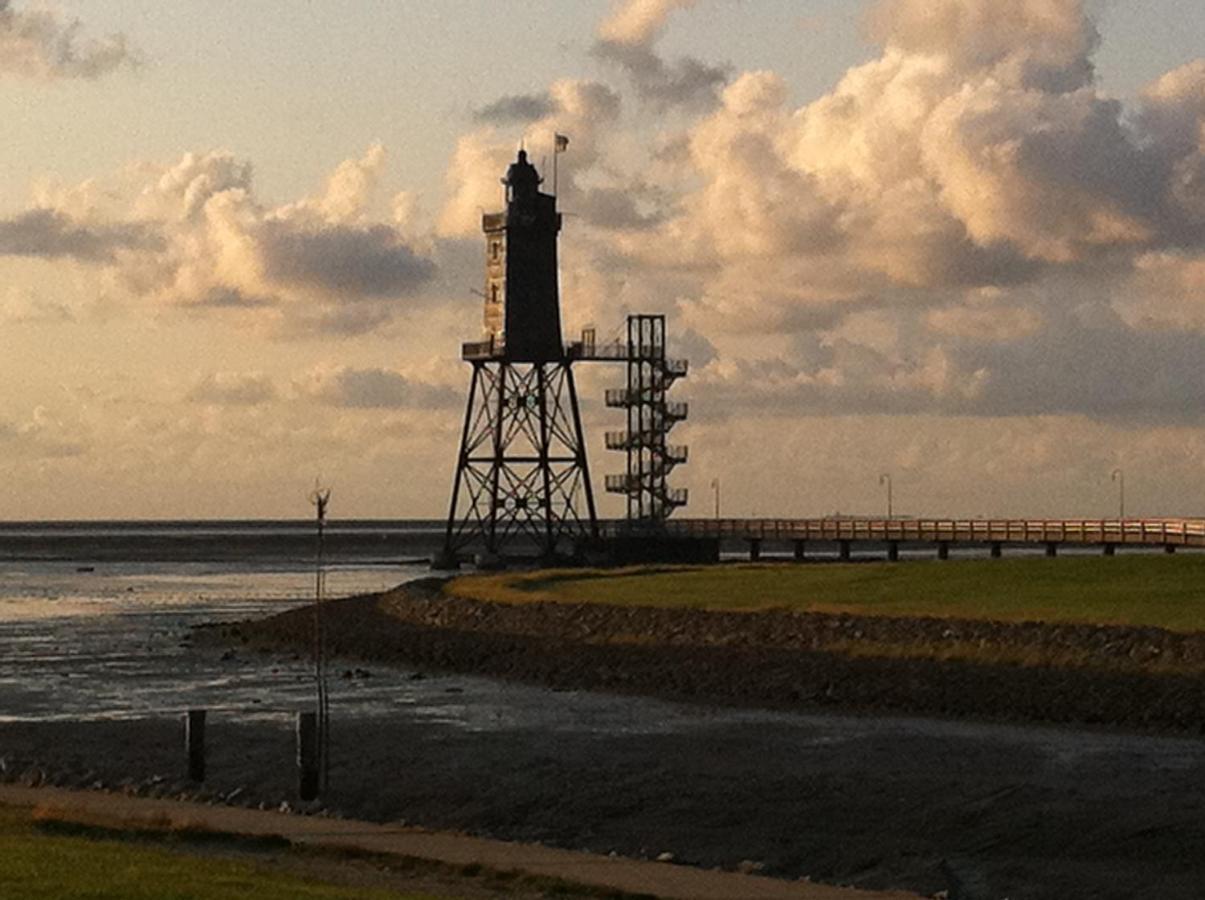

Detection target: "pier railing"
[660, 517, 1205, 548]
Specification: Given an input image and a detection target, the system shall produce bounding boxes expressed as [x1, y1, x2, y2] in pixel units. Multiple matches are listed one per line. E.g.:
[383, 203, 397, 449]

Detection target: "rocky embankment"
[208, 578, 1205, 734]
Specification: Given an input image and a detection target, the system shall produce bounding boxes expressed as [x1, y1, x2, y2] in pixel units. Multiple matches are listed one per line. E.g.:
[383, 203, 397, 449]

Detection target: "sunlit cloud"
[0, 147, 438, 337]
[0, 0, 140, 81]
[186, 372, 277, 407]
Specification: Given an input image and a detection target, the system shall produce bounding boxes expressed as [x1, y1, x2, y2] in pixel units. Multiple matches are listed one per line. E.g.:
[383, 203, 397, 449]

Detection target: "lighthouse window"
[490, 241, 500, 260]
[490, 284, 500, 304]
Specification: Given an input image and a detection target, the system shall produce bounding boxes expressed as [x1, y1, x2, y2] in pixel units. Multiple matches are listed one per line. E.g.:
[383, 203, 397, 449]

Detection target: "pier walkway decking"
[660, 517, 1205, 560]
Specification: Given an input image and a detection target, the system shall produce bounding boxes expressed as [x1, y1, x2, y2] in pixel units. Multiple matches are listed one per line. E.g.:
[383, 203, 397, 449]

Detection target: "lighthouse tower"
[481, 150, 564, 361]
[439, 150, 598, 564]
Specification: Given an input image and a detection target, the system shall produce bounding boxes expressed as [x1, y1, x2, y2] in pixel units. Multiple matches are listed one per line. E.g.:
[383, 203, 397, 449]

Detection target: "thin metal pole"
[880, 473, 893, 519]
[1112, 468, 1125, 519]
[309, 485, 331, 794]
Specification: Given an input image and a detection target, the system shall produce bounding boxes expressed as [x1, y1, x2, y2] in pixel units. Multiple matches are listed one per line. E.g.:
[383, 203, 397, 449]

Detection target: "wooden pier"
[659, 517, 1205, 559]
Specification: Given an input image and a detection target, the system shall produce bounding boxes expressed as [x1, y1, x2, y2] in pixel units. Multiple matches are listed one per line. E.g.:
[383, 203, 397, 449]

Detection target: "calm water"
[0, 553, 826, 738]
[0, 558, 428, 723]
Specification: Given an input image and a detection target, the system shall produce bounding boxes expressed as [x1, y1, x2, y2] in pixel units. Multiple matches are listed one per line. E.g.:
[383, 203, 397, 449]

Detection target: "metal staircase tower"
[603, 314, 689, 525]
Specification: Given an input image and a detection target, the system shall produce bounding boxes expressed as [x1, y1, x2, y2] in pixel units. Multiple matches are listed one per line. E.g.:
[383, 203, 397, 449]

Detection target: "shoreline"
[206, 578, 1205, 736]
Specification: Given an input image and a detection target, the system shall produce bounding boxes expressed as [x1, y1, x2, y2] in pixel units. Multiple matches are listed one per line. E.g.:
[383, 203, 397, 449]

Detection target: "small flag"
[554, 133, 569, 153]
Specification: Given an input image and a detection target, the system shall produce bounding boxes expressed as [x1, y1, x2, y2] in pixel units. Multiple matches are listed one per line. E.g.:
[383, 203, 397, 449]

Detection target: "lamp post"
[1111, 468, 1125, 519]
[710, 477, 720, 519]
[879, 473, 893, 519]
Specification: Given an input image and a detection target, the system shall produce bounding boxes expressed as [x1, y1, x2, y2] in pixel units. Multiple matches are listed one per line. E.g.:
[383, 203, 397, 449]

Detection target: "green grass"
[450, 555, 1205, 633]
[0, 806, 447, 900]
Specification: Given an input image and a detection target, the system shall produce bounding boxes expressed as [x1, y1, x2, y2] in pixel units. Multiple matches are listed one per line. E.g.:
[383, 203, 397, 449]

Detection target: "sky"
[1, 0, 1204, 521]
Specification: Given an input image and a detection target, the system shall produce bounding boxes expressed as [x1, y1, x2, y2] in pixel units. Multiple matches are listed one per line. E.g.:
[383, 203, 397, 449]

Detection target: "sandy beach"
[4, 579, 1205, 899]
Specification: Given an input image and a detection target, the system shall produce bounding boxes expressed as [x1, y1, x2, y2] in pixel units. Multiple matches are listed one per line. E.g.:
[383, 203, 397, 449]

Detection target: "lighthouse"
[481, 149, 564, 362]
[439, 150, 597, 565]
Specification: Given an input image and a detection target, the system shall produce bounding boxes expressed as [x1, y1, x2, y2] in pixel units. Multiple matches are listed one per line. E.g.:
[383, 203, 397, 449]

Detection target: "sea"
[0, 520, 444, 724]
[0, 520, 780, 735]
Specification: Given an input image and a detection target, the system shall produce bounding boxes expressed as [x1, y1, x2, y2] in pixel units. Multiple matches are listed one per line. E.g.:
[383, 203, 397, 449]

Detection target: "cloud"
[564, 0, 1205, 428]
[475, 92, 554, 124]
[641, 71, 844, 265]
[0, 406, 86, 458]
[295, 365, 458, 410]
[1114, 250, 1205, 333]
[0, 287, 74, 324]
[685, 297, 1205, 424]
[592, 42, 729, 110]
[186, 372, 277, 406]
[593, 0, 726, 110]
[598, 0, 697, 46]
[0, 147, 438, 336]
[0, 0, 140, 81]
[866, 0, 1100, 91]
[258, 222, 435, 298]
[0, 208, 157, 261]
[438, 80, 622, 237]
[576, 186, 666, 231]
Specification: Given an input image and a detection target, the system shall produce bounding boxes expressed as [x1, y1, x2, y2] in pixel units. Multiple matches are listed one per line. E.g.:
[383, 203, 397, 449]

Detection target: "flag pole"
[552, 133, 568, 197]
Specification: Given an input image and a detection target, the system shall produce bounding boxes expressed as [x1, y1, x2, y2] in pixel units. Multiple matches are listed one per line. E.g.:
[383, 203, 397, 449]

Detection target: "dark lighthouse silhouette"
[436, 150, 692, 568]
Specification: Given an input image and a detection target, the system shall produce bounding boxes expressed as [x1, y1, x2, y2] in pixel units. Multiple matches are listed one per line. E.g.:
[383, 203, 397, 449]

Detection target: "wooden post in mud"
[297, 710, 319, 801]
[184, 709, 206, 783]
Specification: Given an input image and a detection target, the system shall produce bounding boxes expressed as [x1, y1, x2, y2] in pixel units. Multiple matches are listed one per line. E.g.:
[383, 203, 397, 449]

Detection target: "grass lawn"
[450, 554, 1205, 632]
[0, 805, 447, 900]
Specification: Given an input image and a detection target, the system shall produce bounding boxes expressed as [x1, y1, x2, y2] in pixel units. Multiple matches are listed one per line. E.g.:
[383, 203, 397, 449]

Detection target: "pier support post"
[839, 540, 851, 561]
[990, 542, 1003, 559]
[1103, 543, 1115, 556]
[184, 709, 206, 783]
[887, 541, 899, 562]
[793, 539, 805, 561]
[748, 538, 761, 562]
[297, 711, 320, 801]
[937, 542, 949, 560]
[1165, 544, 1177, 554]
[1046, 542, 1058, 557]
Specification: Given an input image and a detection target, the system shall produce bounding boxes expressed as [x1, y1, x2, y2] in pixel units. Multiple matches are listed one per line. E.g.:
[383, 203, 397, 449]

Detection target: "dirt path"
[0, 785, 915, 900]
